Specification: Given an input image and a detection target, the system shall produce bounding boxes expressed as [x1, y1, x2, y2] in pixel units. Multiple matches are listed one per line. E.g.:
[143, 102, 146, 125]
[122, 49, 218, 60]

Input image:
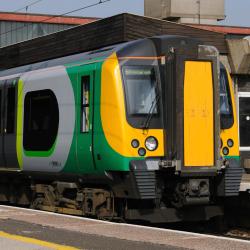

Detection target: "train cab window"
[6, 87, 16, 134]
[81, 76, 90, 133]
[23, 89, 59, 151]
[220, 67, 234, 129]
[123, 66, 158, 115]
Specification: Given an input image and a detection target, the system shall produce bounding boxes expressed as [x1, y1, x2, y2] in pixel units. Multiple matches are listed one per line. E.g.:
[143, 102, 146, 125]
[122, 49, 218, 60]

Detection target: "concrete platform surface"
[0, 205, 249, 250]
[0, 229, 77, 250]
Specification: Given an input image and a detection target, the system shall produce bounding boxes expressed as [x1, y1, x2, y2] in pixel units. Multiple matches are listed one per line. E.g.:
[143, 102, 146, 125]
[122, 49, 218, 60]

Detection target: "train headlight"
[145, 136, 158, 151]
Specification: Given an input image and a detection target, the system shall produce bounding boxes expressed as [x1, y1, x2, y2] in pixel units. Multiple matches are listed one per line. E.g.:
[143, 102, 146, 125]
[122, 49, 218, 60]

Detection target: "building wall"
[144, 0, 225, 24]
[0, 21, 75, 47]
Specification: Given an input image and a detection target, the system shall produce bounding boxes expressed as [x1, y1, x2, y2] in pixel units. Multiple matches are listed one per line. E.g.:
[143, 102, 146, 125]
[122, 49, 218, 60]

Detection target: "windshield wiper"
[140, 92, 160, 129]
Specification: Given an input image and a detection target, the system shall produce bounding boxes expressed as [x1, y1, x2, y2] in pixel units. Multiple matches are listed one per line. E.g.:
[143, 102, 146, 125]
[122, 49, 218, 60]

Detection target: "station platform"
[0, 205, 249, 250]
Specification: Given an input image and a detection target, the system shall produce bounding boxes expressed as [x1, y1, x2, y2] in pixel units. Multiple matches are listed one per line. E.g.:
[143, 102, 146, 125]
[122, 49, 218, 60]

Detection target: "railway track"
[129, 216, 250, 242]
[225, 228, 250, 240]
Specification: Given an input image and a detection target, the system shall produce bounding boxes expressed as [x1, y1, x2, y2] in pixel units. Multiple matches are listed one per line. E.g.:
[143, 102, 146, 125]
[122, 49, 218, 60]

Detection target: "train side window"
[23, 89, 59, 151]
[6, 87, 16, 134]
[81, 76, 90, 133]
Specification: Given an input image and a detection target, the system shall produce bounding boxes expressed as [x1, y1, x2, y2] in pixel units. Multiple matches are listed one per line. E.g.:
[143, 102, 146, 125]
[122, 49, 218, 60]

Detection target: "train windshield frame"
[122, 65, 162, 129]
[123, 66, 159, 115]
[220, 66, 234, 129]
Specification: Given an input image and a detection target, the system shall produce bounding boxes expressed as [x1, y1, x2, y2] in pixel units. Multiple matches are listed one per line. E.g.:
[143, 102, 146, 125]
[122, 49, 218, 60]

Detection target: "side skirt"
[125, 206, 224, 223]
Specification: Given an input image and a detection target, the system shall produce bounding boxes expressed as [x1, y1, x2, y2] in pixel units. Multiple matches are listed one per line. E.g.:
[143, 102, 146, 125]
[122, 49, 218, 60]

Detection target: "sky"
[0, 0, 250, 27]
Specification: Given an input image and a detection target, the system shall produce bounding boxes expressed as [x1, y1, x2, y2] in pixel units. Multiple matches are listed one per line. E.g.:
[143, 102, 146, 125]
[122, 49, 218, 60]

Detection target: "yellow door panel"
[184, 61, 214, 167]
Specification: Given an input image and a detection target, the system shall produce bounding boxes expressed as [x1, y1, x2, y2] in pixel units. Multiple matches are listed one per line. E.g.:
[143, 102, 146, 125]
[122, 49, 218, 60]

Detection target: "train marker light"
[138, 148, 146, 156]
[222, 147, 229, 156]
[227, 139, 234, 148]
[131, 139, 139, 148]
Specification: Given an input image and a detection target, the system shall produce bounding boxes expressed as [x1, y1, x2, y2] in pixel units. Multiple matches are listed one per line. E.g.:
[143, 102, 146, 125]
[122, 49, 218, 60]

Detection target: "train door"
[76, 66, 96, 172]
[0, 78, 19, 169]
[165, 46, 219, 172]
[183, 61, 215, 167]
[238, 92, 250, 152]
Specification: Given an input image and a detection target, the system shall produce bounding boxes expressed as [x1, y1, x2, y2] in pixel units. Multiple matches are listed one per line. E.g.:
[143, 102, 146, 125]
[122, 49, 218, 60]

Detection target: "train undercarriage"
[0, 167, 226, 223]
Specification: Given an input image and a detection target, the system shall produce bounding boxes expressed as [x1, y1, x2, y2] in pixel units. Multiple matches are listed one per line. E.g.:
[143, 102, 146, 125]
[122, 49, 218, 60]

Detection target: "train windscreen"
[123, 66, 159, 116]
[220, 66, 234, 129]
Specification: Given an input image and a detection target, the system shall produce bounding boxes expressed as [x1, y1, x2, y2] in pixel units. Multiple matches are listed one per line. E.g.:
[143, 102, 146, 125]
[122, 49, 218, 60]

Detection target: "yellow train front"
[108, 35, 241, 222]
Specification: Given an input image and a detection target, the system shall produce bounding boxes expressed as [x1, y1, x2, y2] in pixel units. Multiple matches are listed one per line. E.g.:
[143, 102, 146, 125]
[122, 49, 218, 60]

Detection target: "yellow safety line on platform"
[0, 231, 80, 250]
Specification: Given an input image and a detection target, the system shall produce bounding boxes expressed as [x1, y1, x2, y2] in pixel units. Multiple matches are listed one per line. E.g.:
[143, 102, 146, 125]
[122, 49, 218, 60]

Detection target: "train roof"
[0, 44, 116, 78]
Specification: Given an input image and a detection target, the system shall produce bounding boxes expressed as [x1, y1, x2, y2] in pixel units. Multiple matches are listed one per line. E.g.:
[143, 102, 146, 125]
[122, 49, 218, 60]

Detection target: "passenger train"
[0, 35, 242, 222]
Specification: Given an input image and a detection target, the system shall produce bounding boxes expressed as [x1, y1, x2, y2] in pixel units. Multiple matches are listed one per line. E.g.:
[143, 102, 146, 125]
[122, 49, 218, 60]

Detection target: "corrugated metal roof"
[189, 24, 250, 35]
[0, 11, 97, 25]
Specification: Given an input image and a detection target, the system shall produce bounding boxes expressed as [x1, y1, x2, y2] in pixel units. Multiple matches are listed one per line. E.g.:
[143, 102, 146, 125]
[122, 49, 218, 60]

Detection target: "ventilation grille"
[225, 158, 243, 196]
[133, 170, 156, 199]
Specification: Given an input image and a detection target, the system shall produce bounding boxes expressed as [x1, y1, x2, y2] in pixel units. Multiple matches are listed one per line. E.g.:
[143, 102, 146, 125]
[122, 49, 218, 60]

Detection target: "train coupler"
[172, 179, 210, 207]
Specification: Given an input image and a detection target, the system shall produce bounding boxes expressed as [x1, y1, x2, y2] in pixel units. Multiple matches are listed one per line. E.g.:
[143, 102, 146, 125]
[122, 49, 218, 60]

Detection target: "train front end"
[109, 36, 225, 222]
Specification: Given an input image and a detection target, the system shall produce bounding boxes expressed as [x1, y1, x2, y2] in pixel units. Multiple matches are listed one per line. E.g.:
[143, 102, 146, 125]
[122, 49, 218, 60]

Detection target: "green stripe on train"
[63, 61, 135, 174]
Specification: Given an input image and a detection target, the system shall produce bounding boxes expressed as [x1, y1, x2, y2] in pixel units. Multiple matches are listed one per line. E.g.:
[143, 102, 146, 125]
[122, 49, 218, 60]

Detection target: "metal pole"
[197, 0, 201, 24]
